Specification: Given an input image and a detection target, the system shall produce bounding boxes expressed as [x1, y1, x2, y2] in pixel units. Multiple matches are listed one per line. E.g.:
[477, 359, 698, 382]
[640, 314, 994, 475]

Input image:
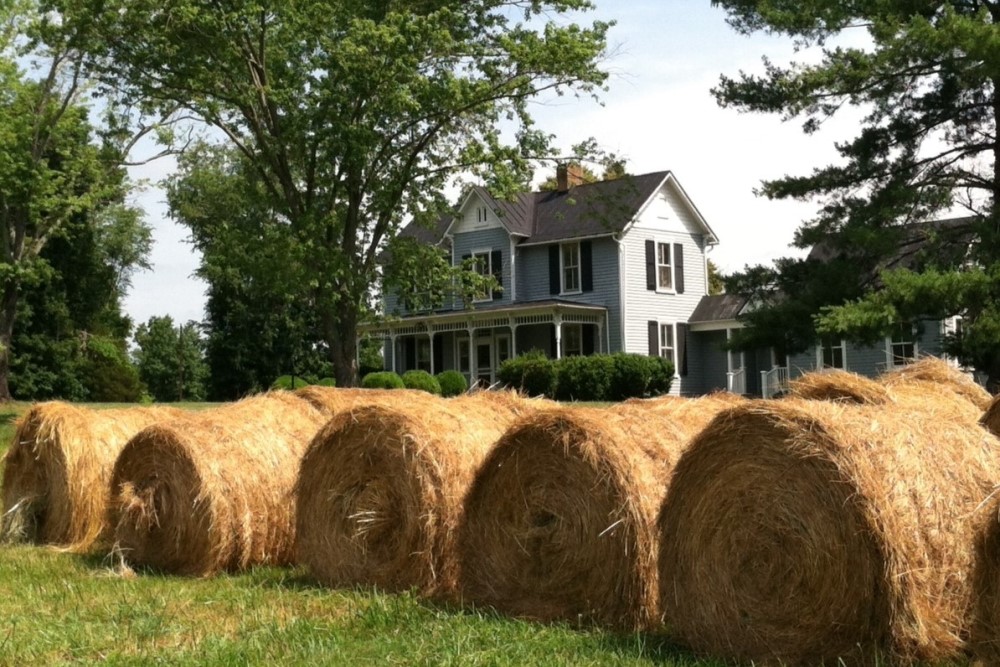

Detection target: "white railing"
[727, 367, 746, 395]
[761, 366, 790, 399]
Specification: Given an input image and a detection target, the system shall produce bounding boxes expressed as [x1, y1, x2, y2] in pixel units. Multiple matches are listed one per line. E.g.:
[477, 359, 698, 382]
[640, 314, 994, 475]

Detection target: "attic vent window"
[476, 206, 488, 223]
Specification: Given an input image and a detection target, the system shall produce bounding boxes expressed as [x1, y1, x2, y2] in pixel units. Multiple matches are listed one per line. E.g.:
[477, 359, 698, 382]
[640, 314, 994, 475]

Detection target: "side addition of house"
[361, 166, 722, 395]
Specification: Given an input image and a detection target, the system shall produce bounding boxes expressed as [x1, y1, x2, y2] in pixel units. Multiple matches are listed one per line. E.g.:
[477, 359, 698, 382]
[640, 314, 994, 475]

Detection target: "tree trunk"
[324, 300, 359, 388]
[0, 283, 20, 402]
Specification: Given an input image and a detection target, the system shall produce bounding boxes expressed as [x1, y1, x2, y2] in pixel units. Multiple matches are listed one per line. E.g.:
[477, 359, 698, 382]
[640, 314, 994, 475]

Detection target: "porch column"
[428, 331, 435, 375]
[554, 315, 563, 360]
[597, 322, 604, 354]
[389, 334, 397, 373]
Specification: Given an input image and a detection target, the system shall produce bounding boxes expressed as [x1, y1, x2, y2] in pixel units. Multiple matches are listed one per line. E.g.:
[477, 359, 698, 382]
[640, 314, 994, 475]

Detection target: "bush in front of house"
[555, 354, 615, 402]
[498, 349, 557, 398]
[271, 375, 312, 390]
[361, 371, 405, 389]
[316, 377, 336, 387]
[436, 370, 468, 397]
[608, 353, 653, 401]
[646, 356, 675, 396]
[401, 369, 442, 395]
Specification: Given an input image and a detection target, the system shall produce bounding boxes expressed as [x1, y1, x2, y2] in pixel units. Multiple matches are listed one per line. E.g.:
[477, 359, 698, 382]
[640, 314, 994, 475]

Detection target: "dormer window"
[560, 242, 581, 294]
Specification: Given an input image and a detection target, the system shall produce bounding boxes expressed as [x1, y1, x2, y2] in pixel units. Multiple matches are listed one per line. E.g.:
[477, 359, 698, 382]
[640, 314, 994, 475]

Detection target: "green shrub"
[316, 377, 336, 387]
[498, 349, 557, 398]
[608, 353, 653, 401]
[361, 371, 405, 389]
[555, 354, 615, 401]
[271, 375, 311, 390]
[436, 370, 468, 397]
[402, 369, 442, 395]
[646, 356, 675, 396]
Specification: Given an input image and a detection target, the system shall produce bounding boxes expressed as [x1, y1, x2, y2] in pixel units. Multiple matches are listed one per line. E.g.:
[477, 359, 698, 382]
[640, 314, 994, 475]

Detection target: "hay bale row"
[1, 402, 183, 550]
[294, 390, 547, 599]
[457, 393, 743, 630]
[658, 397, 1000, 665]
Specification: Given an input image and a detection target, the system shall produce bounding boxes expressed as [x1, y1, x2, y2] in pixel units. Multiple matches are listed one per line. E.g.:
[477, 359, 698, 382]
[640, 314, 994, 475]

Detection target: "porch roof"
[359, 300, 607, 338]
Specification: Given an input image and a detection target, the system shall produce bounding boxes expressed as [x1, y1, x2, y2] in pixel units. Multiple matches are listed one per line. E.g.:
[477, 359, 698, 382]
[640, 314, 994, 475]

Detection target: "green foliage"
[435, 370, 467, 398]
[608, 354, 653, 401]
[555, 354, 614, 402]
[133, 316, 208, 402]
[646, 356, 675, 397]
[316, 377, 337, 388]
[61, 0, 611, 386]
[271, 375, 311, 391]
[707, 259, 725, 297]
[358, 338, 385, 379]
[497, 350, 557, 398]
[401, 370, 442, 395]
[362, 371, 405, 390]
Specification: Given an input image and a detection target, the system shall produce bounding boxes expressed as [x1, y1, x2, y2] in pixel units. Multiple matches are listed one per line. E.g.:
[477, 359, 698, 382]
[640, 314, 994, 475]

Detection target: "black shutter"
[645, 240, 656, 290]
[581, 240, 593, 293]
[405, 337, 416, 371]
[673, 243, 685, 294]
[583, 325, 596, 355]
[677, 323, 689, 376]
[490, 249, 503, 299]
[549, 245, 560, 295]
[433, 335, 444, 373]
[460, 254, 472, 308]
[461, 253, 471, 264]
[648, 320, 659, 357]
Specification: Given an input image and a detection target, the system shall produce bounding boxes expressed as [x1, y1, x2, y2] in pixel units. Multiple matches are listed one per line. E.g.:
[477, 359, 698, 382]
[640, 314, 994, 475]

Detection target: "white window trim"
[655, 240, 676, 294]
[658, 321, 677, 369]
[815, 338, 848, 370]
[476, 206, 489, 223]
[885, 324, 918, 367]
[559, 241, 582, 296]
[471, 248, 493, 303]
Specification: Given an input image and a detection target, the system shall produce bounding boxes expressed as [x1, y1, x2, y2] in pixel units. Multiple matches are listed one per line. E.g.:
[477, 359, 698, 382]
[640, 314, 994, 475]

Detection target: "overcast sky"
[122, 0, 859, 327]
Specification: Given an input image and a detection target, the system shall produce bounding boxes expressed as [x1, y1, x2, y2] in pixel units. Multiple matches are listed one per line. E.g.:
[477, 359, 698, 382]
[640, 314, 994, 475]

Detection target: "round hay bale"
[1, 402, 183, 550]
[293, 386, 423, 417]
[108, 391, 326, 575]
[294, 390, 535, 599]
[658, 397, 1000, 665]
[788, 369, 892, 404]
[880, 356, 991, 411]
[458, 394, 741, 630]
[980, 393, 1000, 438]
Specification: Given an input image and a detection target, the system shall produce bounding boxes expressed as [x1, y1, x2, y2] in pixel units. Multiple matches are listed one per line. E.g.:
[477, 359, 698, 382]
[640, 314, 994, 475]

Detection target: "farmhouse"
[362, 167, 967, 396]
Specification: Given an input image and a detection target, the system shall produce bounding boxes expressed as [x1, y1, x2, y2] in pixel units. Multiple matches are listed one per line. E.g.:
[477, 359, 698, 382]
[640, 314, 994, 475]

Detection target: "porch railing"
[727, 367, 746, 395]
[761, 366, 789, 399]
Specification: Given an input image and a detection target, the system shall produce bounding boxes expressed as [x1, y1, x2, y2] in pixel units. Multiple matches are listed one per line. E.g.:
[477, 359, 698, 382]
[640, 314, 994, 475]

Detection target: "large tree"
[715, 0, 1000, 387]
[133, 315, 208, 402]
[53, 0, 611, 386]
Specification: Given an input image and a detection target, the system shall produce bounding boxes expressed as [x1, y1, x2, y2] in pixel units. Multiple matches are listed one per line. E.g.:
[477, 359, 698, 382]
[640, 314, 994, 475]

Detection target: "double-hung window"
[561, 242, 581, 294]
[659, 323, 675, 365]
[888, 323, 916, 366]
[657, 242, 673, 291]
[819, 336, 846, 370]
[472, 250, 492, 303]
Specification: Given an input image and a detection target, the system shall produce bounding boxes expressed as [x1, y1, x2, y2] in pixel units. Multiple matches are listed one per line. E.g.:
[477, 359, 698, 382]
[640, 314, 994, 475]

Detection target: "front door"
[495, 333, 511, 371]
[475, 338, 493, 387]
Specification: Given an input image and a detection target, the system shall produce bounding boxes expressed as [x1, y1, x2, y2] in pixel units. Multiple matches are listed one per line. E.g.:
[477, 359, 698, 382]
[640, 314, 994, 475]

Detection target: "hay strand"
[294, 390, 539, 599]
[108, 391, 325, 575]
[1, 402, 182, 550]
[658, 397, 1000, 664]
[458, 394, 743, 630]
[788, 369, 892, 405]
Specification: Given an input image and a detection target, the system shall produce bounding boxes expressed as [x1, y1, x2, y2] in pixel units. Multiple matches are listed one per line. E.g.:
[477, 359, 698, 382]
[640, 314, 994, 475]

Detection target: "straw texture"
[1, 402, 182, 550]
[880, 356, 991, 411]
[458, 394, 742, 630]
[658, 397, 1000, 665]
[108, 391, 325, 575]
[295, 391, 540, 599]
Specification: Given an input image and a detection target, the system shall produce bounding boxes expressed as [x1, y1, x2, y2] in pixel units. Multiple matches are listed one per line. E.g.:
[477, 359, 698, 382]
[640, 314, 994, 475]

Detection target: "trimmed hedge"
[271, 375, 311, 390]
[497, 349, 557, 398]
[361, 371, 405, 389]
[316, 377, 336, 387]
[401, 369, 442, 395]
[556, 354, 614, 401]
[608, 353, 653, 401]
[436, 370, 468, 397]
[646, 356, 675, 396]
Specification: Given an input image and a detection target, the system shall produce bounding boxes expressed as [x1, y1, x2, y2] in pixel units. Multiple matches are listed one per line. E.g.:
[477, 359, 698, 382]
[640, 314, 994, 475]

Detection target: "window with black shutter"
[490, 249, 502, 299]
[581, 240, 593, 293]
[645, 240, 656, 291]
[673, 243, 685, 294]
[549, 245, 560, 295]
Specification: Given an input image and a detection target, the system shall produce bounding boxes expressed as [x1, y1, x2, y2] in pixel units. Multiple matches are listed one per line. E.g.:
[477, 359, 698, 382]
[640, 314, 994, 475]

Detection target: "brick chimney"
[556, 163, 586, 192]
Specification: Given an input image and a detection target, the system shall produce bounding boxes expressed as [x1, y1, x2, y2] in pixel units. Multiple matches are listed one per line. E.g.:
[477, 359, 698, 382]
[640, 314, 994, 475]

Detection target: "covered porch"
[359, 301, 608, 387]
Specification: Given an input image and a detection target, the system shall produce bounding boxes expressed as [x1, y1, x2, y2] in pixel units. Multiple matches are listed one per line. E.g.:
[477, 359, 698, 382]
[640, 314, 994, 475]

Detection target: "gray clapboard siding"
[685, 329, 729, 395]
[452, 227, 512, 309]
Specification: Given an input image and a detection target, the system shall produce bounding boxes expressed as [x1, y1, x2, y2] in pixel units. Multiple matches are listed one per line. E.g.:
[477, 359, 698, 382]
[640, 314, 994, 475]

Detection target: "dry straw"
[295, 390, 541, 599]
[1, 402, 182, 550]
[980, 393, 1000, 438]
[787, 369, 892, 405]
[108, 391, 326, 575]
[880, 355, 991, 411]
[294, 386, 422, 417]
[658, 397, 1000, 665]
[458, 394, 742, 630]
